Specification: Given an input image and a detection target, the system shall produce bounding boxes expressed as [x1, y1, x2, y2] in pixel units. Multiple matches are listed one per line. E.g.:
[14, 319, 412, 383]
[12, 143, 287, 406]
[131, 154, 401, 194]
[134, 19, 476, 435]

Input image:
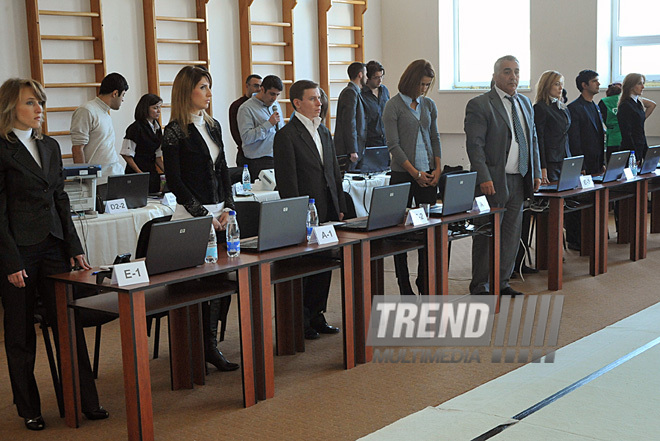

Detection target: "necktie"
[506, 95, 529, 176]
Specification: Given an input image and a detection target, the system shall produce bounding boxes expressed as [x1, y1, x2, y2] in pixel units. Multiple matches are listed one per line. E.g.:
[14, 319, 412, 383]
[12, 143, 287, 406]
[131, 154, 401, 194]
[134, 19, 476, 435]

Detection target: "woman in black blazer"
[0, 78, 108, 430]
[618, 73, 656, 162]
[533, 70, 571, 183]
[121, 93, 164, 193]
[161, 66, 238, 372]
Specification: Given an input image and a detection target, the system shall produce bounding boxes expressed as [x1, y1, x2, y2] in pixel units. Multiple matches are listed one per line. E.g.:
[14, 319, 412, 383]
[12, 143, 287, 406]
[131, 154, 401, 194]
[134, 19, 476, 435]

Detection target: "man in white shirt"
[237, 75, 283, 179]
[273, 80, 346, 340]
[71, 72, 129, 185]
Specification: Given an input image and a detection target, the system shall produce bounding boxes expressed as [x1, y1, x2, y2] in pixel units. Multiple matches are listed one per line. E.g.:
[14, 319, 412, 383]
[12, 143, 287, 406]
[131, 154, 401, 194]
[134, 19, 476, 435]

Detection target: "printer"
[63, 164, 101, 214]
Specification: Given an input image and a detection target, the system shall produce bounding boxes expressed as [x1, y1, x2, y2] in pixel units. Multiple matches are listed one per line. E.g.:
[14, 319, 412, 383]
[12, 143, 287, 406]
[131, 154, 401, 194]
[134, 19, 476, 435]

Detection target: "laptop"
[537, 156, 585, 192]
[105, 173, 150, 209]
[356, 146, 390, 173]
[144, 216, 212, 275]
[430, 172, 477, 215]
[238, 196, 308, 252]
[592, 151, 630, 183]
[639, 145, 660, 175]
[336, 183, 411, 231]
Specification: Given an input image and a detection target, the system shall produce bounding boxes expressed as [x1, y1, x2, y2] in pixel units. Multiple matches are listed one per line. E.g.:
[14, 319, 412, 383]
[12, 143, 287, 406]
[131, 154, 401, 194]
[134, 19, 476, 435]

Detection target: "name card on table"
[111, 261, 149, 287]
[579, 175, 595, 189]
[161, 192, 177, 206]
[472, 196, 490, 213]
[623, 168, 634, 180]
[309, 225, 338, 245]
[105, 198, 129, 214]
[405, 208, 428, 226]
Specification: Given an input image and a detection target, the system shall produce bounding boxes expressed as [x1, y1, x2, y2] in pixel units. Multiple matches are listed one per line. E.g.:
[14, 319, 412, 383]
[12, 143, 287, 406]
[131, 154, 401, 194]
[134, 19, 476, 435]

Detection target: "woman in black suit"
[533, 70, 571, 183]
[0, 78, 108, 430]
[121, 93, 164, 193]
[618, 73, 656, 162]
[161, 66, 238, 372]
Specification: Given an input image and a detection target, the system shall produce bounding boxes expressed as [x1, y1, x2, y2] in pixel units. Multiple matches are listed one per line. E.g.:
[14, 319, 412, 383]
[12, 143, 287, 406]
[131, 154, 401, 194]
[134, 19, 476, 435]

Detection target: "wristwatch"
[417, 171, 422, 179]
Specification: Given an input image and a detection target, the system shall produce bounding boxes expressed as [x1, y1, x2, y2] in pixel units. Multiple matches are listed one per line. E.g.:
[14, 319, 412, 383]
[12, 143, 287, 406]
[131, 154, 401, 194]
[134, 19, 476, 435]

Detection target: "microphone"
[272, 105, 280, 132]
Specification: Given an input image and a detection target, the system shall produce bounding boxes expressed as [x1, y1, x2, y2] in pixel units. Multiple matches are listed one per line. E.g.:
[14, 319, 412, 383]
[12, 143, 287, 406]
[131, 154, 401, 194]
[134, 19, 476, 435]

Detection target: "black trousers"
[303, 189, 339, 326]
[390, 171, 437, 295]
[0, 235, 100, 419]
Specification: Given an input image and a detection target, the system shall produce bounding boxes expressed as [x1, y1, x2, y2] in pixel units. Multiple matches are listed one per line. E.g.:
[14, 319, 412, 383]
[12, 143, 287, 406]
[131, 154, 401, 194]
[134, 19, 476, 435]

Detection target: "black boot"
[203, 300, 239, 372]
[205, 347, 239, 372]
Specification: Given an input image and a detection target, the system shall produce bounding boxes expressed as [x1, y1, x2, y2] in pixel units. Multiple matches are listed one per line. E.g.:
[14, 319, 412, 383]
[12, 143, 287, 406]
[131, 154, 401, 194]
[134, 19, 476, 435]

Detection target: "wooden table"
[50, 257, 257, 441]
[597, 175, 647, 263]
[238, 237, 360, 401]
[535, 185, 603, 290]
[337, 208, 503, 364]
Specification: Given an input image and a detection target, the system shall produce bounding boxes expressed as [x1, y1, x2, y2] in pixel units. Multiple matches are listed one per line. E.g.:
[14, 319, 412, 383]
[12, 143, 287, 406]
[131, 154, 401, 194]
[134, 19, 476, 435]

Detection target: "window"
[439, 0, 531, 90]
[612, 0, 660, 83]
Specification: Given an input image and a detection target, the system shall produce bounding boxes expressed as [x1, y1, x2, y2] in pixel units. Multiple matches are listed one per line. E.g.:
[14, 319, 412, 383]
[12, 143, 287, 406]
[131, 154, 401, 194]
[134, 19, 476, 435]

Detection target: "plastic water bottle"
[226, 211, 241, 257]
[306, 198, 319, 242]
[242, 165, 252, 192]
[205, 225, 218, 263]
[629, 151, 638, 176]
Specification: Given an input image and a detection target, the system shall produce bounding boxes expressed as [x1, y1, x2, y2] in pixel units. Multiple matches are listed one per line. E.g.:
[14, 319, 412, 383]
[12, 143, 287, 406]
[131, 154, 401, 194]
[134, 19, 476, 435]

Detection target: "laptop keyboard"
[241, 237, 258, 249]
[339, 219, 368, 230]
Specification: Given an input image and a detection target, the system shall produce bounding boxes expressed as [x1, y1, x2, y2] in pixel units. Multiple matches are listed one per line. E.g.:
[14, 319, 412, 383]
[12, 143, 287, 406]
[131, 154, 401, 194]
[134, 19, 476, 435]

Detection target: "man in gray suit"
[334, 62, 367, 170]
[465, 55, 541, 296]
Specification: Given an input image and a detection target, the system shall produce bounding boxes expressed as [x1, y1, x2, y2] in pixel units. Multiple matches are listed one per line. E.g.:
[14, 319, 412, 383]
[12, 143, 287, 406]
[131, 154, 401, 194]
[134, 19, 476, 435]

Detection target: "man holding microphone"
[237, 75, 284, 178]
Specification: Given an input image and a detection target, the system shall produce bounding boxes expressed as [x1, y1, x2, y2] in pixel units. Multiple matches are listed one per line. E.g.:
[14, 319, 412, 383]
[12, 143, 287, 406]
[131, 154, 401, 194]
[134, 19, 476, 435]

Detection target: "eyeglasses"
[372, 75, 384, 80]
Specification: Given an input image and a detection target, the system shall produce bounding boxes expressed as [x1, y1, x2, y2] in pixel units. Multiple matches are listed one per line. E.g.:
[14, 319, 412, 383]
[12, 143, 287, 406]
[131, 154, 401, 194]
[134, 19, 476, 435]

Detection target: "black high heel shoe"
[24, 415, 45, 431]
[83, 406, 109, 420]
[205, 348, 239, 372]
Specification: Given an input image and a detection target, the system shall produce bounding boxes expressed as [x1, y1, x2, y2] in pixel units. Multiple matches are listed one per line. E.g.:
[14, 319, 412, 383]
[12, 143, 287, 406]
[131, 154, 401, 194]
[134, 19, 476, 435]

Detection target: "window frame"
[449, 0, 531, 90]
[611, 0, 660, 83]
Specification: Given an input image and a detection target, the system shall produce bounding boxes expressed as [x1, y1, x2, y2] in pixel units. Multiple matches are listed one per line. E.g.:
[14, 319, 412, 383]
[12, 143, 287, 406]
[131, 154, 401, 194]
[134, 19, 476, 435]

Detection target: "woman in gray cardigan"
[383, 59, 441, 295]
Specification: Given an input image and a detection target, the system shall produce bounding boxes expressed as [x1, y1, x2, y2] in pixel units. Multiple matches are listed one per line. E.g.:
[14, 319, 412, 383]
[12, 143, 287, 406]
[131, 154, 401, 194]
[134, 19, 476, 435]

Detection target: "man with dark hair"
[71, 72, 129, 185]
[334, 61, 367, 170]
[566, 69, 605, 250]
[273, 80, 346, 339]
[229, 74, 262, 166]
[465, 55, 541, 297]
[361, 60, 390, 147]
[237, 75, 283, 178]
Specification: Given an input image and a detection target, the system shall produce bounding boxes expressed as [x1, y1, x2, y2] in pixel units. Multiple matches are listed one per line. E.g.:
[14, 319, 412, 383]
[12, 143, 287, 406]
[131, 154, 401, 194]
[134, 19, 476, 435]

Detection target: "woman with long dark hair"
[161, 66, 238, 372]
[0, 78, 108, 431]
[120, 93, 164, 193]
[383, 59, 441, 296]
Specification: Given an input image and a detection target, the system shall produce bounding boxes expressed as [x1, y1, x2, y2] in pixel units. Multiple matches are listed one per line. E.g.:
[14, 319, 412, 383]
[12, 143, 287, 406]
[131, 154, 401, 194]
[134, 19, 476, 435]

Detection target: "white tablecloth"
[342, 173, 391, 217]
[72, 201, 175, 266]
[237, 190, 280, 202]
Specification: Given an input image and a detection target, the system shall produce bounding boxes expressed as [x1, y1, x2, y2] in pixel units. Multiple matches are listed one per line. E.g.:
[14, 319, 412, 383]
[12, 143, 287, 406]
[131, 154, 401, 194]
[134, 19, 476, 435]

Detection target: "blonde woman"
[618, 73, 656, 162]
[161, 66, 238, 372]
[533, 70, 571, 183]
[0, 78, 107, 430]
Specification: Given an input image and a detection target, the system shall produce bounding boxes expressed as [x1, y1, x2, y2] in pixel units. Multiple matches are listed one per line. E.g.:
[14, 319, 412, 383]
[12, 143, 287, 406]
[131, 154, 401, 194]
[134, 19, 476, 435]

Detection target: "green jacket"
[599, 94, 622, 148]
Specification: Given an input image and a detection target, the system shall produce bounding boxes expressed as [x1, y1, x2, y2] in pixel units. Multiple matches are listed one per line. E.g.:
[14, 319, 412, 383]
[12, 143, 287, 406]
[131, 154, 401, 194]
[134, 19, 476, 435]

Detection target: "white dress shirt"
[294, 112, 324, 164]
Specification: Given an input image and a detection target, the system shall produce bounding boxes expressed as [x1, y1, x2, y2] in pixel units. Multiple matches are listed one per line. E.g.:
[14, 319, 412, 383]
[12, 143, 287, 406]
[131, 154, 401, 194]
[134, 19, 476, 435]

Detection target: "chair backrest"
[135, 215, 172, 259]
[234, 201, 260, 238]
[228, 166, 243, 185]
[343, 191, 357, 220]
